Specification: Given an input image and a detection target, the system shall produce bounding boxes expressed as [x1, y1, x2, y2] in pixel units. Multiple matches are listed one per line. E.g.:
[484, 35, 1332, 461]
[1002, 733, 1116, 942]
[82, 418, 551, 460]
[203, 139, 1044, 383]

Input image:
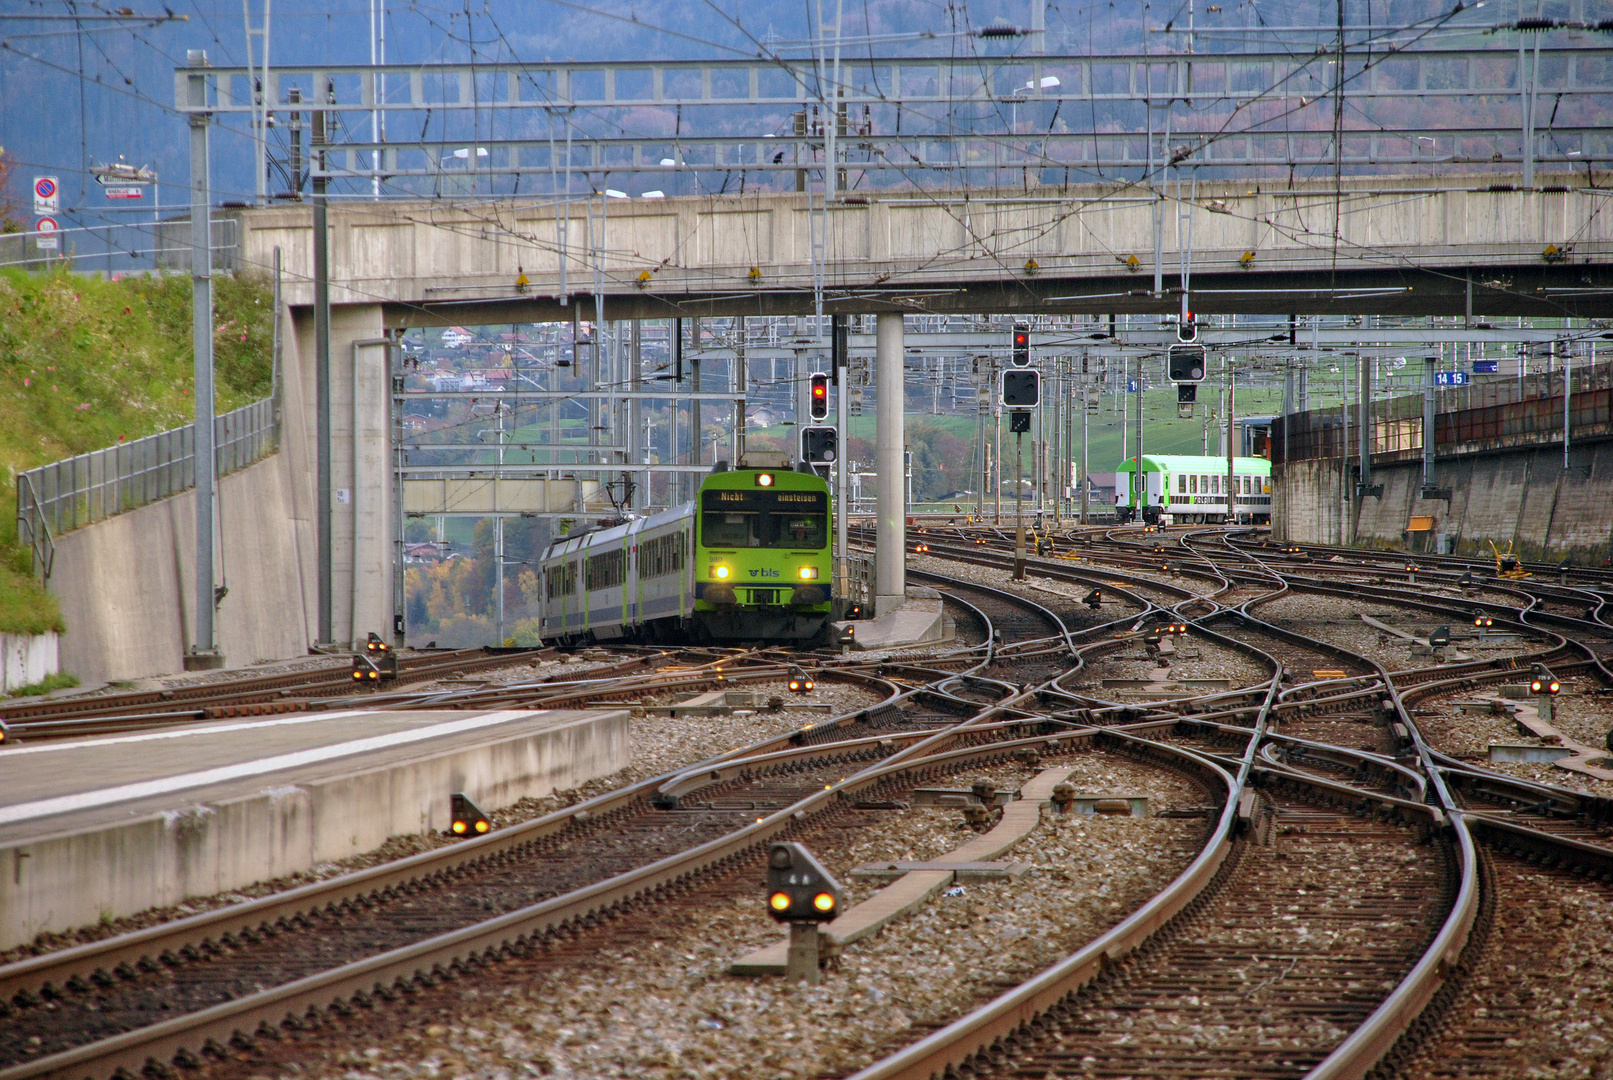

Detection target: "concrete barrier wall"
[1275, 442, 1613, 564]
[0, 633, 59, 694]
[49, 449, 315, 684]
[0, 710, 629, 949]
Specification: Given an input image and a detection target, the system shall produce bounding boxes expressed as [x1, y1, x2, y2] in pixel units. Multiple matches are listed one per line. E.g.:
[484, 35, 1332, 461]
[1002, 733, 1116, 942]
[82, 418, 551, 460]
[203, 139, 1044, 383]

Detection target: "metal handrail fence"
[14, 397, 277, 581]
[1274, 361, 1613, 466]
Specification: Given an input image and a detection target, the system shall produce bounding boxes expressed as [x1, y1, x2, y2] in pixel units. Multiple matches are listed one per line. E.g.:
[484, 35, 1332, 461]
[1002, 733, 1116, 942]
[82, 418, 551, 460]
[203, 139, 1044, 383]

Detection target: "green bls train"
[536, 453, 834, 644]
[1115, 454, 1273, 525]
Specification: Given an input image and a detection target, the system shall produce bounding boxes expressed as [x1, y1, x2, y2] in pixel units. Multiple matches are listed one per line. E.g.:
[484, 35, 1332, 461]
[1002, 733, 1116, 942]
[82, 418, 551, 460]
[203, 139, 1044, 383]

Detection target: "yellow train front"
[536, 453, 834, 645]
[694, 455, 833, 641]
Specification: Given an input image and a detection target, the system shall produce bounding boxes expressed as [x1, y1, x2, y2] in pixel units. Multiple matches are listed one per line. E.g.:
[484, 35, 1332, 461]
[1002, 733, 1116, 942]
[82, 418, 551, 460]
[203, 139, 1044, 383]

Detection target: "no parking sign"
[33, 176, 59, 215]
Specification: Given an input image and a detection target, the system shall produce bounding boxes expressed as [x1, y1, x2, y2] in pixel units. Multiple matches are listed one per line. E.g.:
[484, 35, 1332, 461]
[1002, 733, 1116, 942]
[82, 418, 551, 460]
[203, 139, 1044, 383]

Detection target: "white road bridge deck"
[220, 173, 1612, 322]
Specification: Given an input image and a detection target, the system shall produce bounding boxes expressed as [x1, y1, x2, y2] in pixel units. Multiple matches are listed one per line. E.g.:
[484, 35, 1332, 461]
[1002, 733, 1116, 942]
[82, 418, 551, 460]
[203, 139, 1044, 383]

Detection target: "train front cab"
[692, 461, 833, 642]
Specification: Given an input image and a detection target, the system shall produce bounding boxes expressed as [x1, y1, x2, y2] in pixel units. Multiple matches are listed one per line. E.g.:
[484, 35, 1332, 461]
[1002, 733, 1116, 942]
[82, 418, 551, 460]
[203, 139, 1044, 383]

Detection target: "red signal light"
[809, 372, 829, 420]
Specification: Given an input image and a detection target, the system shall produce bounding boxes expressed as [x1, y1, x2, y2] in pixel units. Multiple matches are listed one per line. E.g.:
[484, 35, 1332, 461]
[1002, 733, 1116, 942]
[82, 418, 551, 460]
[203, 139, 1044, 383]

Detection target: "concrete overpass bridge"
[226, 173, 1612, 327]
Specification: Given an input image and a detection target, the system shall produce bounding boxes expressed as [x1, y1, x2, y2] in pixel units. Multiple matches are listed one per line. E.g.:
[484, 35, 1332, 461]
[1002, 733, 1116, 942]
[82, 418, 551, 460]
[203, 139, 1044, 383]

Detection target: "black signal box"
[1001, 369, 1040, 407]
[1177, 383, 1197, 403]
[808, 372, 830, 420]
[766, 842, 843, 922]
[1168, 344, 1206, 383]
[1009, 409, 1032, 433]
[801, 425, 838, 464]
[1010, 326, 1031, 367]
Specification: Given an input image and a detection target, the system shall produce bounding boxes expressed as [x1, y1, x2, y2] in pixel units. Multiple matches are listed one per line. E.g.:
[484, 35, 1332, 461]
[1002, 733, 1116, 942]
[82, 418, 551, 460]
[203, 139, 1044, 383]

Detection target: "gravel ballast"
[190, 752, 1214, 1080]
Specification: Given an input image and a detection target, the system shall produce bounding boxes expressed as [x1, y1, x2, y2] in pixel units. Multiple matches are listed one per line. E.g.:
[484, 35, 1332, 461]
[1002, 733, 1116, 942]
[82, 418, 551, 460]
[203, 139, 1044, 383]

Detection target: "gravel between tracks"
[1250, 593, 1549, 672]
[0, 677, 888, 965]
[1414, 678, 1613, 793]
[191, 752, 1211, 1080]
[1395, 855, 1613, 1080]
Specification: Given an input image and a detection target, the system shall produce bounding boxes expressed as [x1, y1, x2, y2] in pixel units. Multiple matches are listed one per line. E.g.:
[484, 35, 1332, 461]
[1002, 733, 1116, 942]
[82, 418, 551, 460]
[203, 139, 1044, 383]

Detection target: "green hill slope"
[0, 268, 273, 635]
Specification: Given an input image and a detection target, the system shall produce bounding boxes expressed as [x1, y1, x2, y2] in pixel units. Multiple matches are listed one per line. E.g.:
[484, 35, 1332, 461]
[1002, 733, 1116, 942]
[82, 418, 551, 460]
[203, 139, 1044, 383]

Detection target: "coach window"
[1178, 475, 1187, 494]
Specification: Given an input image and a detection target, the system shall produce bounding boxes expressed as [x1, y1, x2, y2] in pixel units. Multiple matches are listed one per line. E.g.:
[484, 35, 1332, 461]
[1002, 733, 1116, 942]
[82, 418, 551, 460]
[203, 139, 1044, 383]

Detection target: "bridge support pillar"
[288, 303, 392, 650]
[875, 313, 905, 616]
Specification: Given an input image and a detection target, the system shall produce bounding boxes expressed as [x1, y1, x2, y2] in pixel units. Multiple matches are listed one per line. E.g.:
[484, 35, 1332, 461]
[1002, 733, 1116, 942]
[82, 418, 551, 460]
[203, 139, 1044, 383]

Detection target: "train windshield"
[701, 489, 828, 549]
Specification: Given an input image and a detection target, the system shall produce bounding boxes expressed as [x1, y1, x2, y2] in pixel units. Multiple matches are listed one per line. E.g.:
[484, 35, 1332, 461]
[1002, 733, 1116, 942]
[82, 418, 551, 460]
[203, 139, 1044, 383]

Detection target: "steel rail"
[0, 667, 904, 1006]
[0, 721, 1184, 1080]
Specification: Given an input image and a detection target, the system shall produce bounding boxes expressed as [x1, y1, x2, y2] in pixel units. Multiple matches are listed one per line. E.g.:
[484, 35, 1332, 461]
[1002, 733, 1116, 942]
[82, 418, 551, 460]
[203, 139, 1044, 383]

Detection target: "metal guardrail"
[13, 398, 277, 581]
[1275, 362, 1613, 465]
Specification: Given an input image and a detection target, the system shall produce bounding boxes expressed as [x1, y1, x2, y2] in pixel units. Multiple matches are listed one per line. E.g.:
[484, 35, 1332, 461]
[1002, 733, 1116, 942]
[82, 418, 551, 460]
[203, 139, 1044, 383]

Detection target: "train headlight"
[713, 565, 730, 579]
[798, 566, 818, 580]
[756, 472, 775, 487]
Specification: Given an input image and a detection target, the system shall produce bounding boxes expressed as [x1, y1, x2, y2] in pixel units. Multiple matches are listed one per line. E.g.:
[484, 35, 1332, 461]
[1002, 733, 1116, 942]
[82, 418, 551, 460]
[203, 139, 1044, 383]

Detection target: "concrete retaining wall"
[48, 448, 315, 685]
[0, 709, 628, 949]
[1275, 442, 1613, 564]
[0, 633, 59, 694]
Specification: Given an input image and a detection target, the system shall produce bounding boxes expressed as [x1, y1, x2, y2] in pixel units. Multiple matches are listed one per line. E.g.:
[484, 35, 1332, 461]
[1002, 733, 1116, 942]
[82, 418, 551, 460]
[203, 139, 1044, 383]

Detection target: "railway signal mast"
[1002, 326, 1039, 580]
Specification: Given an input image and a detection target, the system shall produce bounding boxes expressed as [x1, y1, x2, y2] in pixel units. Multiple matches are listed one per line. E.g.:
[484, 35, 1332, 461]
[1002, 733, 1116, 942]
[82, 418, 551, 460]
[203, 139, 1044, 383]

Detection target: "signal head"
[449, 792, 492, 839]
[1011, 326, 1031, 366]
[765, 842, 843, 923]
[809, 372, 830, 419]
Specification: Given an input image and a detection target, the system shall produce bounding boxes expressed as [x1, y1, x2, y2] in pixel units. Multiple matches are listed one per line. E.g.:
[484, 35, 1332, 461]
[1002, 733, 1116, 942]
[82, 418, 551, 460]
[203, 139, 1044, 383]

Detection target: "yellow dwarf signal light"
[788, 679, 801, 691]
[756, 472, 775, 487]
[804, 679, 815, 691]
[1550, 680, 1561, 694]
[449, 792, 492, 839]
[766, 842, 843, 923]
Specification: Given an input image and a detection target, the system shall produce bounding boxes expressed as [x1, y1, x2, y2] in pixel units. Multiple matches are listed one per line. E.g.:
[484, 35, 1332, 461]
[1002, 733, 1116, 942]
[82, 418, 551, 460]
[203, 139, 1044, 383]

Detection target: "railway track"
[14, 524, 1613, 1080]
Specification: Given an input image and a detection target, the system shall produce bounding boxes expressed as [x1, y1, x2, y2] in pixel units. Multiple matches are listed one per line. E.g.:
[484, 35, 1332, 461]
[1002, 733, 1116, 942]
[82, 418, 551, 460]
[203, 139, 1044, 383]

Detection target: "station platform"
[0, 706, 628, 950]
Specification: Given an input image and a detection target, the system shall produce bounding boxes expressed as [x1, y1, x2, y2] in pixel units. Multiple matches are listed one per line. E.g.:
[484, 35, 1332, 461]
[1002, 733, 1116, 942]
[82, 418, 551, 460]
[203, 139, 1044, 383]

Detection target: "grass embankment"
[0, 268, 273, 638]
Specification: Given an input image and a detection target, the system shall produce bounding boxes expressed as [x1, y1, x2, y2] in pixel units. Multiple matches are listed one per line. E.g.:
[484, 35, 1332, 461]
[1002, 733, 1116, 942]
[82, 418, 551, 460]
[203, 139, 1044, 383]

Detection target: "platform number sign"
[1434, 371, 1470, 387]
[33, 176, 59, 215]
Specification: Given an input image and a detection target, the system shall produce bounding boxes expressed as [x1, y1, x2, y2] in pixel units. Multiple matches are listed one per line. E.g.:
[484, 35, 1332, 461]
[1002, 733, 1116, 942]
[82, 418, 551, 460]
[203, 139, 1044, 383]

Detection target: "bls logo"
[749, 567, 780, 579]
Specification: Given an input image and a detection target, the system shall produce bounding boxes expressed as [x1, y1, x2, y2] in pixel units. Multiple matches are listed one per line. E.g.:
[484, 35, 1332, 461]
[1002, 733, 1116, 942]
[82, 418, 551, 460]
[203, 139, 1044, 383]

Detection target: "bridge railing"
[14, 397, 277, 581]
